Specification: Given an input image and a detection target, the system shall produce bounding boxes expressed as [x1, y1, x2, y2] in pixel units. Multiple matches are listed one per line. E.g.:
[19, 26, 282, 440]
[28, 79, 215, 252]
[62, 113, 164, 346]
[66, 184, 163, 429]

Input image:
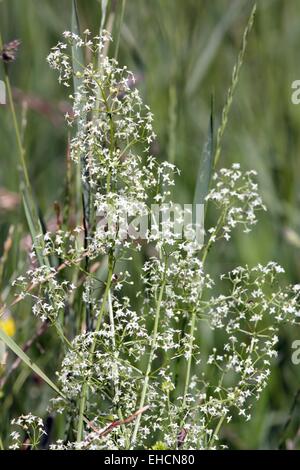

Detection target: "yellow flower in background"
[0, 312, 16, 337]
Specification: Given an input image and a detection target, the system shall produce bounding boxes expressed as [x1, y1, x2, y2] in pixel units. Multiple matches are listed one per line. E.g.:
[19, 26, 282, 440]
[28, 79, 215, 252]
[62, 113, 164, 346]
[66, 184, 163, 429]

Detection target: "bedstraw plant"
[3, 23, 300, 450]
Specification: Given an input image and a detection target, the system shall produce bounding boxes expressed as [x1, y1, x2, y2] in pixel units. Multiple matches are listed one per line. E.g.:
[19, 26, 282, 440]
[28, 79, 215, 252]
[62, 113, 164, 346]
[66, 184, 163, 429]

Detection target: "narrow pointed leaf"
[22, 186, 49, 267]
[71, 0, 84, 93]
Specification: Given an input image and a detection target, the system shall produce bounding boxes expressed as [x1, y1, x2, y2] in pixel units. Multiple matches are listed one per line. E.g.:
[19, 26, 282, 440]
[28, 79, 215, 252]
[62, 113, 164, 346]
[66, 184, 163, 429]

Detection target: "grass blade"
[71, 0, 88, 233]
[186, 0, 248, 97]
[167, 84, 177, 165]
[194, 96, 214, 207]
[0, 328, 63, 397]
[114, 0, 126, 59]
[99, 0, 109, 37]
[214, 4, 256, 167]
[0, 33, 48, 267]
[22, 186, 48, 267]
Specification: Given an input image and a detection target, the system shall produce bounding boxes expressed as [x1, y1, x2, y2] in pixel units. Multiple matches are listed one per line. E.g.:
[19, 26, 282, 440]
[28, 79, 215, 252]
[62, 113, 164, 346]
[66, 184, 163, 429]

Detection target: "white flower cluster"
[47, 29, 102, 87]
[8, 33, 300, 451]
[9, 414, 46, 450]
[13, 264, 75, 323]
[47, 32, 180, 255]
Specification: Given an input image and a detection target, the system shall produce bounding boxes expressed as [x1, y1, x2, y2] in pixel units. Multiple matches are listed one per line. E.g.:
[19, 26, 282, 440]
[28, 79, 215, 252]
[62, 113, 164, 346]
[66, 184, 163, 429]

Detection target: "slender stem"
[131, 259, 168, 444]
[92, 255, 114, 352]
[77, 381, 88, 443]
[108, 290, 115, 348]
[182, 213, 225, 411]
[114, 0, 126, 59]
[76, 253, 114, 442]
[108, 289, 130, 448]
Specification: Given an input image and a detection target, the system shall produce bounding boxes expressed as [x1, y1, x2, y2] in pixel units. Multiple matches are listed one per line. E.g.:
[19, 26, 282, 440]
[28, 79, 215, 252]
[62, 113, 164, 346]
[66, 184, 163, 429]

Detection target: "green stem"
[131, 259, 168, 444]
[0, 33, 30, 187]
[114, 0, 126, 59]
[182, 308, 196, 410]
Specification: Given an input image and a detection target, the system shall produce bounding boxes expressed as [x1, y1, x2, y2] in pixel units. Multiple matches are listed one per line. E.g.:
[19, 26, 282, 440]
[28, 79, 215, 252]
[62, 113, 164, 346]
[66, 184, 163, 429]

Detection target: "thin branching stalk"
[182, 306, 197, 410]
[182, 212, 225, 409]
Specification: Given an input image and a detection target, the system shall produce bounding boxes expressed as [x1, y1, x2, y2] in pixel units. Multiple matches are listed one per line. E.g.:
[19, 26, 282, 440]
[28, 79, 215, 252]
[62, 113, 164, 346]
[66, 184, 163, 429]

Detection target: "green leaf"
[214, 4, 256, 167]
[114, 0, 126, 59]
[22, 186, 49, 267]
[99, 0, 109, 37]
[0, 328, 63, 397]
[186, 0, 248, 97]
[71, 0, 87, 226]
[194, 96, 214, 209]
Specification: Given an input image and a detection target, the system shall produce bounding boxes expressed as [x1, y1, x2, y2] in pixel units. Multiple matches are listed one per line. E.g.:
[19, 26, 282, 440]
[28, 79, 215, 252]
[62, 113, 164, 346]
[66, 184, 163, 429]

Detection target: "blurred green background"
[1, 0, 300, 449]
